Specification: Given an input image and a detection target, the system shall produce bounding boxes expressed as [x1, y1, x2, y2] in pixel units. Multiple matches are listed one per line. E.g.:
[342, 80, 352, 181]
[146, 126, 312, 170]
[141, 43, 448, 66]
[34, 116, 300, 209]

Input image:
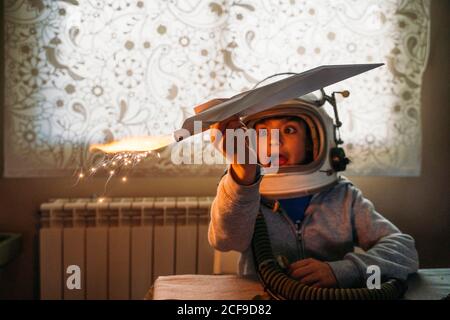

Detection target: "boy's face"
[254, 117, 307, 167]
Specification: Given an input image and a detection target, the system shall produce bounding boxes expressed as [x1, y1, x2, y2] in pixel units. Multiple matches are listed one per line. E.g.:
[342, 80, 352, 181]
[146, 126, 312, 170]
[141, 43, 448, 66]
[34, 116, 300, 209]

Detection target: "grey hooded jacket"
[208, 168, 419, 288]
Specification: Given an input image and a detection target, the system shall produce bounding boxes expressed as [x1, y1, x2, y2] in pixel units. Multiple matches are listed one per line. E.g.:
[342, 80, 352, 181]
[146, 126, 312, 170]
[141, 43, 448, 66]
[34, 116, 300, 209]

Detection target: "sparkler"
[73, 135, 172, 198]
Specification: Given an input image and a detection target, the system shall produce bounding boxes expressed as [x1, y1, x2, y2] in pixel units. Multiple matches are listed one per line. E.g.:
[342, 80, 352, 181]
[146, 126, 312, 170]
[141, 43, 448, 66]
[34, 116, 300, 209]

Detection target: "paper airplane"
[173, 63, 383, 142]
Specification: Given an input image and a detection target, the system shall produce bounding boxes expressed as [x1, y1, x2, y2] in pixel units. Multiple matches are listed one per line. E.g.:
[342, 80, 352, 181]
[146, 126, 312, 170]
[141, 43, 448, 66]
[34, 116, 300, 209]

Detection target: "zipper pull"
[295, 219, 304, 260]
[295, 219, 302, 237]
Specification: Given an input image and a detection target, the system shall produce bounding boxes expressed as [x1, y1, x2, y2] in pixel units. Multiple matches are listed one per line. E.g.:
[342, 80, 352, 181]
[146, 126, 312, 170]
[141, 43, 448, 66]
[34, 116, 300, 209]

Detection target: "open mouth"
[278, 154, 288, 166]
[268, 153, 288, 166]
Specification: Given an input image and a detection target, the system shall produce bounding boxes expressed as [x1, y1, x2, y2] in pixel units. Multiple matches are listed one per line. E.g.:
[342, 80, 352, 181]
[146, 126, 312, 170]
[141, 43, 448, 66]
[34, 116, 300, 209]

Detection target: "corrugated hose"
[251, 212, 407, 300]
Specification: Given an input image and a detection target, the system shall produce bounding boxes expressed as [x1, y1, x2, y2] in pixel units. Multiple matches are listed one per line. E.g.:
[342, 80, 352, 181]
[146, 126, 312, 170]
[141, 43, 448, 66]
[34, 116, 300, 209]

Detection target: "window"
[3, 0, 430, 177]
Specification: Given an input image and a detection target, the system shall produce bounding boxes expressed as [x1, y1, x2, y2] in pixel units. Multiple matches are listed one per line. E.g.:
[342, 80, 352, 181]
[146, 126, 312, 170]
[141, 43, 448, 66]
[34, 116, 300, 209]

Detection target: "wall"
[0, 0, 448, 299]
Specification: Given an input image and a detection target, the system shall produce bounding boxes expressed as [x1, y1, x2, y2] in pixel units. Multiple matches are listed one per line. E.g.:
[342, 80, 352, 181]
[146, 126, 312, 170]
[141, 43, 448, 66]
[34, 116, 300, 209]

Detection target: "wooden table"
[147, 269, 450, 300]
[147, 274, 264, 300]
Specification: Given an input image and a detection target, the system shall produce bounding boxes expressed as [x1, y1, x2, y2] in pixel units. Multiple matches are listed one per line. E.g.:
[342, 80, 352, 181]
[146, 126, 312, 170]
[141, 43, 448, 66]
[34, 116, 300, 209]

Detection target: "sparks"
[89, 135, 174, 154]
[76, 135, 169, 194]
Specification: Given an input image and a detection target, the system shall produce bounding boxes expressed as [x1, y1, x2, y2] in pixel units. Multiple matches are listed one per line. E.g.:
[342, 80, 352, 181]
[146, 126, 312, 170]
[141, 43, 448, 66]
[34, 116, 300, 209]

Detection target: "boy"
[208, 98, 419, 289]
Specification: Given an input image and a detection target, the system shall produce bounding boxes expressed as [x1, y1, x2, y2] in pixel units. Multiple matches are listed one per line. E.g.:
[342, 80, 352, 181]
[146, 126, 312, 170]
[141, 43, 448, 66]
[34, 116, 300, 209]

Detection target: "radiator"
[39, 197, 215, 300]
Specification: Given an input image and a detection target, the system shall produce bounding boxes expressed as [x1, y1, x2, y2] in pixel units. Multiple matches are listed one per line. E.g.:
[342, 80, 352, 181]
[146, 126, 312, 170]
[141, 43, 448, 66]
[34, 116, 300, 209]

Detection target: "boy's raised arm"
[208, 166, 262, 252]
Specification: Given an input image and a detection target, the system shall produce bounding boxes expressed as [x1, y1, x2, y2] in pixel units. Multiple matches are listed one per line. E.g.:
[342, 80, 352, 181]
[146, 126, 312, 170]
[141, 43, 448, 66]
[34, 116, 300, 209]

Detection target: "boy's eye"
[284, 126, 296, 134]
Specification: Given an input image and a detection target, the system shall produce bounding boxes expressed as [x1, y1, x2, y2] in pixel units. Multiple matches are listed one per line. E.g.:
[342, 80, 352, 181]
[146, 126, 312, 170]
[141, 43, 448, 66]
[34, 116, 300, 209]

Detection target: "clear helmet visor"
[241, 98, 339, 198]
[242, 99, 329, 174]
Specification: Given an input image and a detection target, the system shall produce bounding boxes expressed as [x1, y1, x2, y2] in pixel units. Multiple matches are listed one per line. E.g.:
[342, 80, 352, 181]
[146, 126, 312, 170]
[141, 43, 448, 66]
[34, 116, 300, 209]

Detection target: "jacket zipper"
[294, 219, 304, 260]
[278, 202, 315, 261]
[279, 208, 304, 260]
[274, 194, 318, 260]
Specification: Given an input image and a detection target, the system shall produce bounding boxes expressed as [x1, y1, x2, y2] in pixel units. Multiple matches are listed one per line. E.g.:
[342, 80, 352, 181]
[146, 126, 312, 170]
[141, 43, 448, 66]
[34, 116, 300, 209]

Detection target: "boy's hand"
[288, 258, 338, 288]
[210, 115, 258, 186]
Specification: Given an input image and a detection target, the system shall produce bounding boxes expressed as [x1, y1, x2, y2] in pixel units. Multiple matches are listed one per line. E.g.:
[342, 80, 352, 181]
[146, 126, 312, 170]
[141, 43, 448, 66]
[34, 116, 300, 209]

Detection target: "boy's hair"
[254, 116, 314, 164]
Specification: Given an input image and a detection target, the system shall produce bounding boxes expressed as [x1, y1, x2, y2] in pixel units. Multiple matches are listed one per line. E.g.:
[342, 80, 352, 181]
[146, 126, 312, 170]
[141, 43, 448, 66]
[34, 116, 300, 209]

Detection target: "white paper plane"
[173, 63, 383, 142]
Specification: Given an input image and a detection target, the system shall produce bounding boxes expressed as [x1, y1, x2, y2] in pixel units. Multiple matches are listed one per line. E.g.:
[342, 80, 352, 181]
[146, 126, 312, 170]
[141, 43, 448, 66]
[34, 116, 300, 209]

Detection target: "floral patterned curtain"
[3, 0, 430, 177]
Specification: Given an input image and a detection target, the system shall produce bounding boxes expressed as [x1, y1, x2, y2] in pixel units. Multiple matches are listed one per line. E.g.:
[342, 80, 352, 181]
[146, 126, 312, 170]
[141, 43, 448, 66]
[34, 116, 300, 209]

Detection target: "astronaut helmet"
[241, 93, 346, 199]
